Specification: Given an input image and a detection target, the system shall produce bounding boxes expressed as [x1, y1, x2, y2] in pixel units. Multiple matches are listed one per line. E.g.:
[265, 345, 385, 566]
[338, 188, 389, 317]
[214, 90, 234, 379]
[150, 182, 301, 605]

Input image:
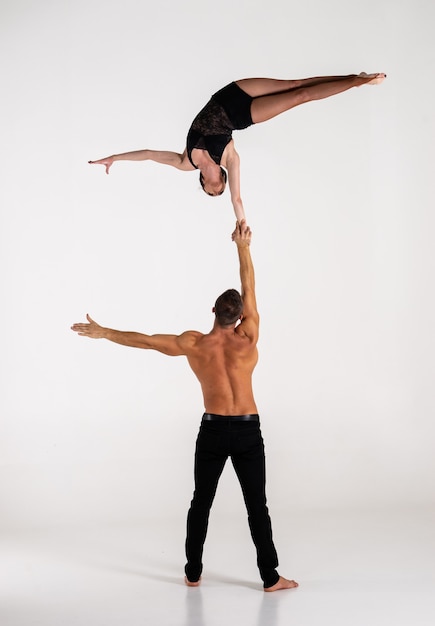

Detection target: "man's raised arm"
[71, 314, 198, 357]
[231, 220, 259, 339]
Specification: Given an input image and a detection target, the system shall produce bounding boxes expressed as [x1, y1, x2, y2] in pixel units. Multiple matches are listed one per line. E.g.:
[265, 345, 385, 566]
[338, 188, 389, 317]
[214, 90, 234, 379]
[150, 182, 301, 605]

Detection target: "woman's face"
[200, 170, 227, 196]
[203, 179, 226, 196]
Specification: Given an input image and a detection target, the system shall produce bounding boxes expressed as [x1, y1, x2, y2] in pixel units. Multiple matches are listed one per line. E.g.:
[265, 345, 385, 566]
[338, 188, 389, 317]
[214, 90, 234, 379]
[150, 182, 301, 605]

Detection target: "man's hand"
[71, 314, 106, 338]
[232, 220, 252, 247]
[88, 156, 114, 174]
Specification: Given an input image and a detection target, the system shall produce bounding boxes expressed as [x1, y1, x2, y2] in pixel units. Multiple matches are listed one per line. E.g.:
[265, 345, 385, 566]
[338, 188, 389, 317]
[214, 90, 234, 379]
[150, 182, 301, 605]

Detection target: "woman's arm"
[224, 145, 246, 222]
[89, 149, 195, 173]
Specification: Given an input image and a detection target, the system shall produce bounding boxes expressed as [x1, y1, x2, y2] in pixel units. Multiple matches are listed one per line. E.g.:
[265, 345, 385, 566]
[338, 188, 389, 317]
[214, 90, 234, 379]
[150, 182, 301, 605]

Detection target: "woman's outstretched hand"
[88, 156, 114, 174]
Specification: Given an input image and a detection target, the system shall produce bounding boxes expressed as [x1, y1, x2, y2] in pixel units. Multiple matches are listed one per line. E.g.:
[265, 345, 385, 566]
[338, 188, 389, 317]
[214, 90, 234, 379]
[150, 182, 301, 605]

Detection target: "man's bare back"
[184, 327, 258, 415]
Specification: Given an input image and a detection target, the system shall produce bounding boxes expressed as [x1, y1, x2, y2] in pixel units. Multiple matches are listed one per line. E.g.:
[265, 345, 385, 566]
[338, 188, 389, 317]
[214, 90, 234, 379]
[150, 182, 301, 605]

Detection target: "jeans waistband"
[202, 413, 259, 422]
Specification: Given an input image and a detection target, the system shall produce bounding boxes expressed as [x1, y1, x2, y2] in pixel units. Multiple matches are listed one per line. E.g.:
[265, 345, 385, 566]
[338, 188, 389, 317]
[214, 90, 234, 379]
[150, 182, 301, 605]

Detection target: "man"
[71, 220, 298, 592]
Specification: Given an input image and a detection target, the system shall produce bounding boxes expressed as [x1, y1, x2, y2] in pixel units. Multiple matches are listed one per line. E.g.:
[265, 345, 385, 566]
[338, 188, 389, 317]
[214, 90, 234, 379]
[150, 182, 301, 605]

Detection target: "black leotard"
[186, 82, 254, 168]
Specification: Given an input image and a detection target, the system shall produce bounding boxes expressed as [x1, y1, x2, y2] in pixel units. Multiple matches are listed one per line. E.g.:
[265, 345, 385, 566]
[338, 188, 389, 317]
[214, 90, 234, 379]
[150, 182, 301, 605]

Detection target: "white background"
[1, 0, 434, 533]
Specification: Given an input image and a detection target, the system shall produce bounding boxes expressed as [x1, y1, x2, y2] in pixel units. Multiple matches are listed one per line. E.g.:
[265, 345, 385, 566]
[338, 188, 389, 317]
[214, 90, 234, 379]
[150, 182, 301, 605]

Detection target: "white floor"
[2, 509, 434, 626]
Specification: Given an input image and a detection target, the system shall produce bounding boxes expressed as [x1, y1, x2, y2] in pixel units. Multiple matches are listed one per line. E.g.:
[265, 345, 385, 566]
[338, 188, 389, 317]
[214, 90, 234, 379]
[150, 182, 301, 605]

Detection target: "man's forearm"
[99, 327, 153, 349]
[238, 244, 255, 295]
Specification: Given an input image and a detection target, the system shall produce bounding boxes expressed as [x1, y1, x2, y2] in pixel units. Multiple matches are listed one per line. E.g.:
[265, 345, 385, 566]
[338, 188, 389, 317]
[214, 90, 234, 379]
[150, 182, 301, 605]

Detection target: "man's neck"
[210, 322, 236, 335]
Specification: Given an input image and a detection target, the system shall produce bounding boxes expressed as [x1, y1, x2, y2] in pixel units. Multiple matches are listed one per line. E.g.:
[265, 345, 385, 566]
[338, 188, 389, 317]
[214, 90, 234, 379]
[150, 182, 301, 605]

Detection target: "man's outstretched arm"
[71, 314, 198, 356]
[231, 220, 259, 340]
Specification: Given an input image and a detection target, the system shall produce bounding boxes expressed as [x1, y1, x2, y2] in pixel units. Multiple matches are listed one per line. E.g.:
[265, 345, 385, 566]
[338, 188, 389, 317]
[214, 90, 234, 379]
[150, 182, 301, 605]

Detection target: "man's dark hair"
[199, 167, 227, 196]
[214, 289, 243, 326]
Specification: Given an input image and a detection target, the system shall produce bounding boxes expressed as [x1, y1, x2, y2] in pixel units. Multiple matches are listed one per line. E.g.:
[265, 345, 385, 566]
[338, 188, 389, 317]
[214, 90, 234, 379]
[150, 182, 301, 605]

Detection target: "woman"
[89, 72, 386, 221]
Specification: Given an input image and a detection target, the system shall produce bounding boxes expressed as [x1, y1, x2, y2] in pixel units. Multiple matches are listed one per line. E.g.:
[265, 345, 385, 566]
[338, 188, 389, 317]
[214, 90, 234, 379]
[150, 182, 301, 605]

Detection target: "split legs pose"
[89, 72, 386, 221]
[238, 73, 385, 123]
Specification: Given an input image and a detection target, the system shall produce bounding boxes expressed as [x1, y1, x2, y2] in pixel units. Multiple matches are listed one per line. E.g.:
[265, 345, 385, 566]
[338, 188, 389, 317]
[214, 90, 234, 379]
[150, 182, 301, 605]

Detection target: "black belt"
[202, 413, 259, 422]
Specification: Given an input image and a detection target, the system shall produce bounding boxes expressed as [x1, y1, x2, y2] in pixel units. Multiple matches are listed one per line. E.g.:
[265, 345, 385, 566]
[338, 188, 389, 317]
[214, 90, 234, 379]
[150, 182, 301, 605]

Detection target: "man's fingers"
[232, 220, 252, 242]
[233, 221, 251, 239]
[231, 221, 239, 240]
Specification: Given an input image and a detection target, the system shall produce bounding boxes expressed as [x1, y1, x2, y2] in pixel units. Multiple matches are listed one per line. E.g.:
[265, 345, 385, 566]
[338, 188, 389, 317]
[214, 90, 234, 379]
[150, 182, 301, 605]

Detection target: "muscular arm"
[71, 314, 198, 356]
[232, 221, 259, 341]
[89, 149, 195, 173]
[225, 146, 246, 222]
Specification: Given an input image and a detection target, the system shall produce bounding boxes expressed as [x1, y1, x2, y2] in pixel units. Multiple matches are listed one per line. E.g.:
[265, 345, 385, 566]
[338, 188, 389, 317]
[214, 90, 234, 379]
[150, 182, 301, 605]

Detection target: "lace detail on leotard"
[186, 99, 235, 167]
[190, 99, 235, 135]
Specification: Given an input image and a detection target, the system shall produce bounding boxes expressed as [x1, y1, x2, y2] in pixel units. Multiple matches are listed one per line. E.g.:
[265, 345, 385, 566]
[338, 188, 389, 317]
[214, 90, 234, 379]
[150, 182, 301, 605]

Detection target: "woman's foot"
[264, 576, 299, 592]
[184, 576, 201, 587]
[358, 72, 387, 85]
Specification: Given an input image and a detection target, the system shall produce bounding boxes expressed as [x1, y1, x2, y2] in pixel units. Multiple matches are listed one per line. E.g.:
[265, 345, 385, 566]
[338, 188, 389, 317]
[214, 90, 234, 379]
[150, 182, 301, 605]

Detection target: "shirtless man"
[71, 220, 298, 592]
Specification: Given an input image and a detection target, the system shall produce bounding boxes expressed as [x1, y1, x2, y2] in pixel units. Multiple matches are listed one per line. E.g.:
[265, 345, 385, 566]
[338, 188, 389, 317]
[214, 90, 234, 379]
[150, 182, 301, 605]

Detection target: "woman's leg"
[247, 73, 385, 124]
[236, 75, 355, 97]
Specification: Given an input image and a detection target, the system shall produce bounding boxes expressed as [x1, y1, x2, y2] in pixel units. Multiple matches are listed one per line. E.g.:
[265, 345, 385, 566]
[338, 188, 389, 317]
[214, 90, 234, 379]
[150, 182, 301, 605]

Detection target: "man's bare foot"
[358, 72, 387, 85]
[264, 576, 299, 592]
[184, 576, 201, 587]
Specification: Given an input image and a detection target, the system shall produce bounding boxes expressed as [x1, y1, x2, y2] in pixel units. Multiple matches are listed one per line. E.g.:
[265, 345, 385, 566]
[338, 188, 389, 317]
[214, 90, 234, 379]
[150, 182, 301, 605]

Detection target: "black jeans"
[185, 415, 279, 588]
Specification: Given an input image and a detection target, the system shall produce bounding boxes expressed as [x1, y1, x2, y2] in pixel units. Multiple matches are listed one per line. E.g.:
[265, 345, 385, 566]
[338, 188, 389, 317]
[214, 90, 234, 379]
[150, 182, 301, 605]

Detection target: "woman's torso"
[186, 82, 254, 168]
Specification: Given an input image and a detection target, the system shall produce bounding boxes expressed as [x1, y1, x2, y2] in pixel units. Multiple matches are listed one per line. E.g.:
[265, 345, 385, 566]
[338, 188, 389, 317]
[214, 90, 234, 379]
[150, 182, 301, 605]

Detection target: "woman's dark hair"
[199, 167, 227, 196]
[214, 289, 243, 326]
